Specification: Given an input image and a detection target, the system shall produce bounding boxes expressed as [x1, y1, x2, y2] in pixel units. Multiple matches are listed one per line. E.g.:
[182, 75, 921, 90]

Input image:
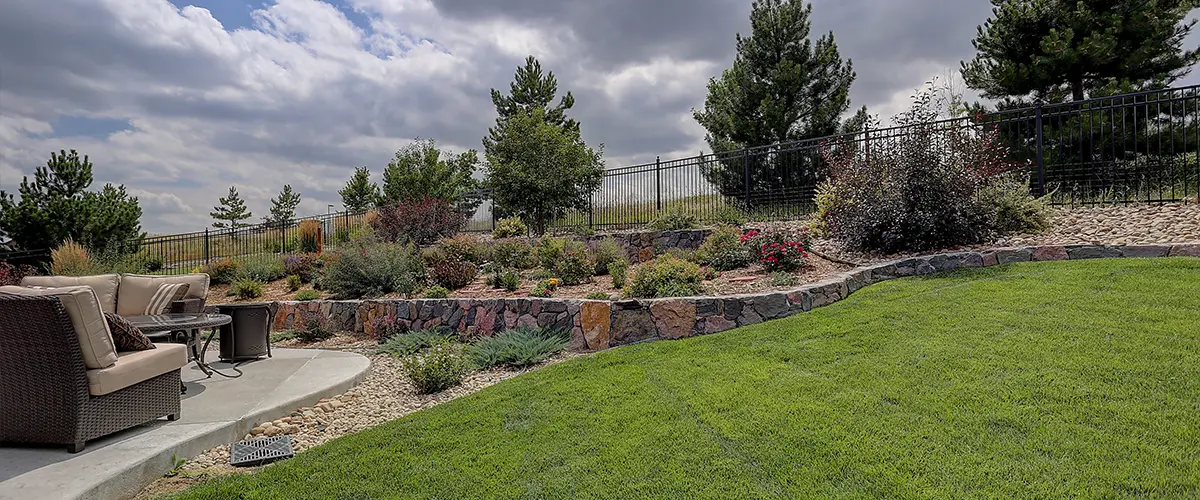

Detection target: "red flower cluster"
[741, 228, 810, 272]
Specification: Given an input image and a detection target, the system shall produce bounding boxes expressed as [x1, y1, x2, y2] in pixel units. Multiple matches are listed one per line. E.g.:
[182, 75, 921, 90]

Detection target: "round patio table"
[123, 313, 236, 379]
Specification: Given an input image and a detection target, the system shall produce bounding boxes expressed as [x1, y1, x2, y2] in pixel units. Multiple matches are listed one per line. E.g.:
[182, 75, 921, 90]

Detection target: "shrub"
[369, 314, 407, 342]
[144, 255, 164, 272]
[467, 327, 569, 370]
[492, 217, 528, 239]
[701, 266, 720, 281]
[203, 258, 243, 285]
[285, 275, 302, 292]
[296, 316, 333, 343]
[534, 237, 567, 270]
[298, 219, 322, 253]
[693, 225, 754, 271]
[712, 204, 747, 226]
[424, 285, 450, 299]
[401, 340, 469, 394]
[241, 255, 286, 282]
[51, 240, 95, 276]
[742, 229, 809, 272]
[555, 240, 593, 286]
[590, 237, 625, 276]
[585, 291, 612, 301]
[369, 198, 464, 246]
[295, 289, 321, 301]
[284, 253, 320, 283]
[608, 260, 629, 289]
[530, 281, 554, 298]
[490, 239, 536, 270]
[770, 271, 799, 287]
[647, 209, 698, 231]
[977, 172, 1051, 234]
[0, 261, 37, 286]
[487, 269, 521, 292]
[625, 255, 704, 298]
[809, 181, 838, 238]
[531, 269, 556, 281]
[322, 240, 427, 299]
[437, 234, 490, 264]
[379, 330, 453, 357]
[430, 257, 477, 290]
[229, 279, 264, 300]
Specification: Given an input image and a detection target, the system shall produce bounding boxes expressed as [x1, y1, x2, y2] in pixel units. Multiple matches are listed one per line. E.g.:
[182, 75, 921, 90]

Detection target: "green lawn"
[175, 258, 1200, 499]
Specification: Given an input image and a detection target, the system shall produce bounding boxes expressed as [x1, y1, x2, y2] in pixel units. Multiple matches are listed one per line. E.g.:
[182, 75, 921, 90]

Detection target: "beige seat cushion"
[0, 285, 118, 369]
[117, 274, 210, 316]
[21, 274, 121, 314]
[85, 343, 187, 396]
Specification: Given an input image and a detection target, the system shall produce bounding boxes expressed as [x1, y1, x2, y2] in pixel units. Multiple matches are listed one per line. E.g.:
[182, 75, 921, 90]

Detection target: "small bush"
[487, 269, 521, 292]
[379, 330, 453, 357]
[284, 253, 320, 283]
[977, 172, 1051, 234]
[571, 225, 595, 238]
[530, 280, 554, 298]
[51, 240, 95, 276]
[430, 257, 477, 290]
[701, 266, 720, 281]
[285, 275, 302, 292]
[296, 317, 334, 343]
[203, 258, 243, 285]
[370, 198, 464, 246]
[467, 327, 569, 370]
[298, 219, 322, 253]
[770, 271, 799, 287]
[437, 234, 490, 264]
[531, 269, 556, 281]
[535, 237, 567, 270]
[554, 240, 593, 286]
[492, 216, 528, 239]
[424, 285, 450, 299]
[241, 255, 286, 282]
[585, 291, 612, 301]
[0, 261, 37, 286]
[742, 228, 809, 272]
[712, 204, 747, 226]
[608, 260, 629, 289]
[322, 240, 427, 299]
[590, 237, 625, 276]
[626, 255, 704, 298]
[295, 289, 321, 301]
[229, 279, 265, 300]
[269, 330, 297, 343]
[401, 340, 469, 394]
[693, 225, 754, 271]
[490, 239, 536, 270]
[647, 209, 698, 231]
[369, 314, 408, 341]
[144, 255, 164, 272]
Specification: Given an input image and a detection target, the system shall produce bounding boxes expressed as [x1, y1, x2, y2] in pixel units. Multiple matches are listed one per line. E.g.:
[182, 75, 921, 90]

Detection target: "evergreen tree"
[339, 167, 379, 213]
[210, 186, 253, 233]
[0, 149, 143, 253]
[693, 0, 858, 200]
[264, 185, 301, 228]
[380, 139, 483, 213]
[962, 0, 1200, 102]
[483, 56, 579, 168]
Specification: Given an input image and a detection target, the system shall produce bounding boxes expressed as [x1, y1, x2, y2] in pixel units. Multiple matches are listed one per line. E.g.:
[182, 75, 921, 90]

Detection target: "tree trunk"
[1071, 77, 1085, 101]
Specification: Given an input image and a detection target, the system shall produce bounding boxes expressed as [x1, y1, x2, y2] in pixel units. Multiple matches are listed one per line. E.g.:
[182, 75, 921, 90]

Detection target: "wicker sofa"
[0, 273, 209, 452]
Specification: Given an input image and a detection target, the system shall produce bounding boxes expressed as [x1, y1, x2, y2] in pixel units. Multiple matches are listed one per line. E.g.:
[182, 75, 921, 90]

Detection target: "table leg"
[197, 326, 243, 379]
[192, 328, 213, 377]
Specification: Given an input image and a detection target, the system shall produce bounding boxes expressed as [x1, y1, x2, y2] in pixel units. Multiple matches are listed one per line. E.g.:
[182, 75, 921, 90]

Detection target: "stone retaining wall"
[270, 243, 1200, 352]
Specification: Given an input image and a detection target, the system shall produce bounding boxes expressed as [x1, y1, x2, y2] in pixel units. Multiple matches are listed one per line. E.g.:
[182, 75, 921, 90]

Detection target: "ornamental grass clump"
[51, 239, 95, 276]
[590, 237, 625, 276]
[322, 240, 426, 299]
[467, 327, 569, 370]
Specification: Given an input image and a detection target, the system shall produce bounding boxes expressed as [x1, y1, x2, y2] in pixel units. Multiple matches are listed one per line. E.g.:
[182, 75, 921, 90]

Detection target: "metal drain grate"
[230, 435, 294, 467]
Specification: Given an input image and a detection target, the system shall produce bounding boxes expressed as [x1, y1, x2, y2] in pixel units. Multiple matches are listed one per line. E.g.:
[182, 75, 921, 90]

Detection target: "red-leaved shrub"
[369, 198, 465, 246]
[0, 261, 36, 286]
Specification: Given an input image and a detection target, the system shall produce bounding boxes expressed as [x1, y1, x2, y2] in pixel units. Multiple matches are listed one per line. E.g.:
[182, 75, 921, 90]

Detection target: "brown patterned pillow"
[104, 312, 157, 352]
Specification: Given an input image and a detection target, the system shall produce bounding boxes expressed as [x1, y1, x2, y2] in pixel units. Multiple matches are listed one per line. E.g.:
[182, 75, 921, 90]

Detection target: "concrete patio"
[0, 348, 370, 500]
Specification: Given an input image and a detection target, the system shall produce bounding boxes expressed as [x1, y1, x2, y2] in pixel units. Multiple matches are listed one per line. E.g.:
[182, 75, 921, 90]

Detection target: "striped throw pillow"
[143, 283, 190, 315]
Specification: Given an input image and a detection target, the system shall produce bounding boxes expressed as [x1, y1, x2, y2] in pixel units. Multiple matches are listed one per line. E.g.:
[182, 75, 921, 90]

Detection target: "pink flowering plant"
[741, 228, 811, 272]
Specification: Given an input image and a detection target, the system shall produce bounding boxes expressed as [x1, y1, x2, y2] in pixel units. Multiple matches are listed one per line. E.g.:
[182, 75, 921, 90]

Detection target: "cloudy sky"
[0, 0, 1171, 234]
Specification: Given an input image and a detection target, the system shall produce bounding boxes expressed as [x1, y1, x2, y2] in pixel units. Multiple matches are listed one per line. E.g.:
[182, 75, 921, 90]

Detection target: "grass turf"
[173, 258, 1200, 499]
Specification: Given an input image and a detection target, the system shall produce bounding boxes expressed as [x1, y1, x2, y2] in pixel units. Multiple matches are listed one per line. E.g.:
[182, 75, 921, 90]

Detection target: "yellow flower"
[548, 278, 560, 286]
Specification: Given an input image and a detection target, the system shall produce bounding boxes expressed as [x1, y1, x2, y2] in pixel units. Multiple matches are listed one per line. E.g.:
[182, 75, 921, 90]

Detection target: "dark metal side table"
[213, 302, 276, 362]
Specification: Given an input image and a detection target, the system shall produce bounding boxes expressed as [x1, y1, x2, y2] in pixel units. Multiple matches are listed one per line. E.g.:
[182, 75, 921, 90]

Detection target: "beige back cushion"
[21, 274, 121, 314]
[0, 285, 118, 369]
[117, 274, 209, 316]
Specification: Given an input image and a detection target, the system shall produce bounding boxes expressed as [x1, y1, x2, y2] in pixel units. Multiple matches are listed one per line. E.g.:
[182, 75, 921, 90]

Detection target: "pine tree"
[693, 0, 858, 200]
[339, 167, 378, 213]
[483, 56, 580, 168]
[0, 149, 144, 254]
[380, 139, 482, 212]
[264, 185, 301, 228]
[962, 0, 1200, 102]
[210, 186, 253, 233]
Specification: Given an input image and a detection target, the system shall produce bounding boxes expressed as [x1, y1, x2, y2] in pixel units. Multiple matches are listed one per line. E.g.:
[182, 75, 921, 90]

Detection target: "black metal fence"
[4, 85, 1199, 273]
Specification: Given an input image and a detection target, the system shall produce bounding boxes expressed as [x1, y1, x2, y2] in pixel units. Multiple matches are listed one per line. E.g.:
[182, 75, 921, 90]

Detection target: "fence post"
[743, 148, 752, 210]
[655, 156, 662, 213]
[1035, 104, 1046, 197]
[203, 229, 210, 266]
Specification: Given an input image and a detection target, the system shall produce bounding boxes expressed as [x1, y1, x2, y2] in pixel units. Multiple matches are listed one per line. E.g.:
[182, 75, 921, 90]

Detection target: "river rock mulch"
[135, 338, 575, 499]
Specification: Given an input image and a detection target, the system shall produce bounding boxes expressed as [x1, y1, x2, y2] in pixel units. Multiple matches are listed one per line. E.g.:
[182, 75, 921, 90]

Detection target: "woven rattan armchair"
[0, 295, 181, 453]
